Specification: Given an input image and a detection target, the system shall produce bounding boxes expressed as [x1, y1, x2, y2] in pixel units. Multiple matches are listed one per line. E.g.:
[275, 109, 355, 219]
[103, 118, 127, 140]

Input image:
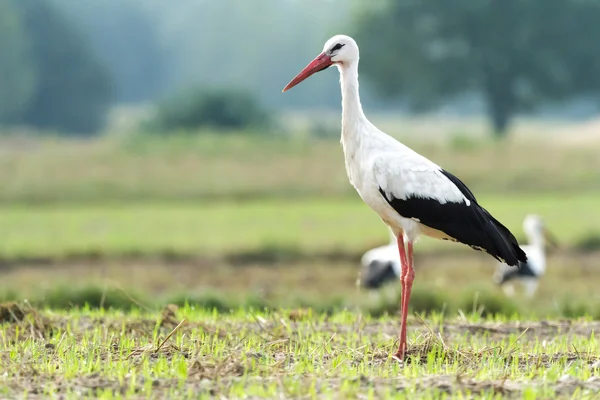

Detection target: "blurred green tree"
[14, 0, 113, 134]
[355, 0, 600, 136]
[51, 0, 357, 110]
[54, 0, 166, 103]
[0, 0, 35, 124]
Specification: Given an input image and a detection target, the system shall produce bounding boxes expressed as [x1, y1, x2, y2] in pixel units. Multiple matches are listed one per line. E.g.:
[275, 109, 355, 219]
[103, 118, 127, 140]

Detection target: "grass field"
[0, 132, 598, 204]
[0, 193, 598, 261]
[1, 125, 600, 398]
[1, 304, 600, 398]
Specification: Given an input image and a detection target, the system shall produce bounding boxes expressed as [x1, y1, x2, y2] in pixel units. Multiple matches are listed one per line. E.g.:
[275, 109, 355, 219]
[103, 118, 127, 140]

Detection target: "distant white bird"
[282, 34, 527, 361]
[494, 215, 557, 298]
[360, 228, 401, 289]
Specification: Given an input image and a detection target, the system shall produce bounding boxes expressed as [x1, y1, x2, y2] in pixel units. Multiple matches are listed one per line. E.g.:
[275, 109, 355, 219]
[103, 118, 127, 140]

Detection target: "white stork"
[360, 228, 401, 289]
[282, 34, 527, 361]
[493, 215, 557, 298]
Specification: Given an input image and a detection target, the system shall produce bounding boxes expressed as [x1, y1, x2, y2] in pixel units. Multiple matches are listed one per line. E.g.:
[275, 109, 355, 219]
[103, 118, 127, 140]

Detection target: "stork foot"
[392, 351, 405, 362]
[393, 336, 408, 362]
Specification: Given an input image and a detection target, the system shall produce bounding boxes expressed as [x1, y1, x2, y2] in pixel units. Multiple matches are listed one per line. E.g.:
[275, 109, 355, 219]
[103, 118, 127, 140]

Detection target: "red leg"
[399, 241, 415, 356]
[394, 235, 409, 361]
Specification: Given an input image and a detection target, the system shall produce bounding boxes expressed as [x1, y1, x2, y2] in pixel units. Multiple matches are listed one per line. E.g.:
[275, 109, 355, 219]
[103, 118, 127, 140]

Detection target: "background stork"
[360, 228, 401, 290]
[494, 215, 557, 298]
[282, 34, 527, 361]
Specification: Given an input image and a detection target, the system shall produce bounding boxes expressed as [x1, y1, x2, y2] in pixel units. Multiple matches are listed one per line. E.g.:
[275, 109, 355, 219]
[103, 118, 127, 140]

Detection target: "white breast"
[342, 128, 454, 241]
[522, 245, 545, 275]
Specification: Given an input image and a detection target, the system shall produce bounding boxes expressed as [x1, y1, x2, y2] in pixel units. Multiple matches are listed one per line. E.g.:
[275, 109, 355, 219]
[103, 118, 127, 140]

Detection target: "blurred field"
[0, 130, 598, 204]
[2, 248, 600, 319]
[0, 128, 599, 321]
[1, 305, 599, 398]
[0, 194, 598, 261]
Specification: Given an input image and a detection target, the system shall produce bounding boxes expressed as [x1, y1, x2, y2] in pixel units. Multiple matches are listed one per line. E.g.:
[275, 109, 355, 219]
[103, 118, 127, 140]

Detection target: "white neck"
[528, 231, 545, 248]
[338, 61, 367, 141]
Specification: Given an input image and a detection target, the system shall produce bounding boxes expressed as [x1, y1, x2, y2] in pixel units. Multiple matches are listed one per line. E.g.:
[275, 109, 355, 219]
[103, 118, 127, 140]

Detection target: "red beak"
[282, 52, 333, 92]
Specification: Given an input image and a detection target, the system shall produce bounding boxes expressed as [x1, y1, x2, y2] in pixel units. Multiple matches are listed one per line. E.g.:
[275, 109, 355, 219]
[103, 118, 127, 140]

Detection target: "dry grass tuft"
[0, 302, 27, 323]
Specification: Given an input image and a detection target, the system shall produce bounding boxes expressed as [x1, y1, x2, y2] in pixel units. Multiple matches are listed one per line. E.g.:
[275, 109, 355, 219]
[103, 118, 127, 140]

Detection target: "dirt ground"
[1, 249, 598, 295]
[1, 250, 599, 315]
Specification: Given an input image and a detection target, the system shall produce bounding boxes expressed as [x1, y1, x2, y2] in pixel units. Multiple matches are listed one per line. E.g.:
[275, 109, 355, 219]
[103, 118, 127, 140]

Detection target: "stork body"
[494, 215, 556, 298]
[283, 35, 527, 361]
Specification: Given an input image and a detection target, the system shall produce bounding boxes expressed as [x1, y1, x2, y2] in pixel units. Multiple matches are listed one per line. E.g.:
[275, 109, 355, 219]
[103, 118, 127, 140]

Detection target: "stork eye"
[330, 43, 344, 52]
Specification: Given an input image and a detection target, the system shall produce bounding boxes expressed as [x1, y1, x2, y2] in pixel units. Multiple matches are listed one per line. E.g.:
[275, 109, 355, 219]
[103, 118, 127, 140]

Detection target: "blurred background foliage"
[146, 87, 271, 132]
[2, 0, 113, 134]
[355, 0, 600, 136]
[2, 0, 600, 135]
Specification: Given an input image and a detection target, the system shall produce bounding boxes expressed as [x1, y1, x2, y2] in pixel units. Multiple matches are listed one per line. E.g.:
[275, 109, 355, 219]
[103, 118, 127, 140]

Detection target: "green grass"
[0, 304, 598, 398]
[0, 193, 598, 260]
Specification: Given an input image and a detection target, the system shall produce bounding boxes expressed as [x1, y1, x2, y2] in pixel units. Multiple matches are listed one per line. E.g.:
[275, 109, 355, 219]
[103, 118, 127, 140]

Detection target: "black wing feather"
[379, 169, 527, 267]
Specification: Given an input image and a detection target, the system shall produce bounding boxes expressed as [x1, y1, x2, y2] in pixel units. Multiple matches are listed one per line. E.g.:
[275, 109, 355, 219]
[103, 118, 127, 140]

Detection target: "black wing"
[379, 169, 527, 267]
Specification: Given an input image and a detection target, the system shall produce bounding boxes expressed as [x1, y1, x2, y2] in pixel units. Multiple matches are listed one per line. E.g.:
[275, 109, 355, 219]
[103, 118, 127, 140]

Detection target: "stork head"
[282, 35, 359, 92]
[523, 214, 558, 249]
